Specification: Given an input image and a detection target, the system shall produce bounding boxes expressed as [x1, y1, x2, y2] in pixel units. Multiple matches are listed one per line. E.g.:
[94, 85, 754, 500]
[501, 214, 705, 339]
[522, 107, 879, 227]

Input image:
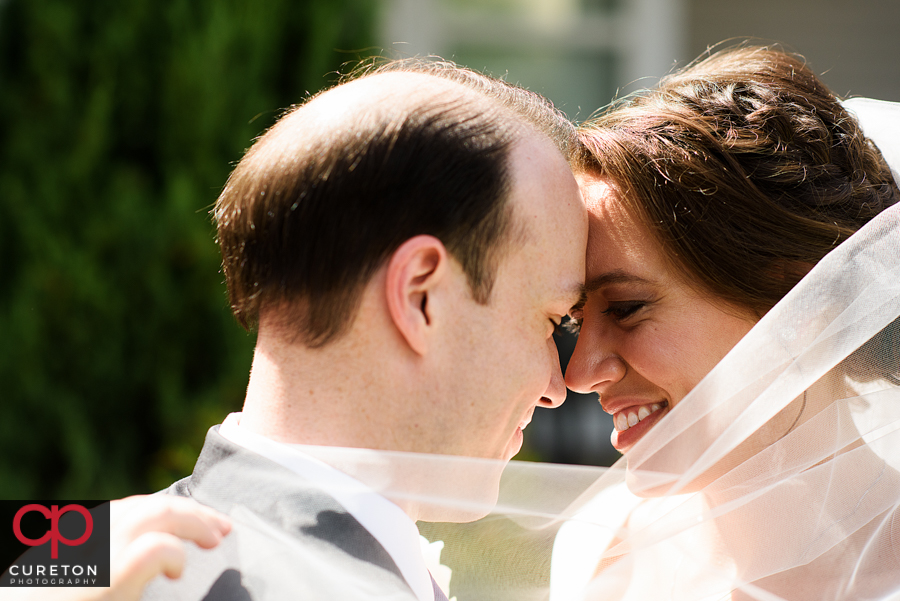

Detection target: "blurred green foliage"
[0, 0, 376, 499]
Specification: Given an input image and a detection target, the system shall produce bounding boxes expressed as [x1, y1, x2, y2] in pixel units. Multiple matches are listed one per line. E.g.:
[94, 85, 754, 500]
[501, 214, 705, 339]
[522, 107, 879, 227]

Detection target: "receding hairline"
[294, 70, 550, 147]
[225, 70, 526, 210]
[217, 67, 543, 336]
[294, 69, 568, 268]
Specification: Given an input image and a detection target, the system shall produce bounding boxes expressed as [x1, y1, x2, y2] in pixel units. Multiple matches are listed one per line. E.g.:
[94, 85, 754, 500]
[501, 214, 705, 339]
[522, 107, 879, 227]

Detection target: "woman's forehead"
[579, 174, 669, 284]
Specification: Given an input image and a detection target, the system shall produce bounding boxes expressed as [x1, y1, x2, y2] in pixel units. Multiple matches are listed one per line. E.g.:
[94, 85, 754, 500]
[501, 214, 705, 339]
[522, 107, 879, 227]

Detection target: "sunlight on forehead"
[576, 170, 670, 297]
[302, 72, 453, 129]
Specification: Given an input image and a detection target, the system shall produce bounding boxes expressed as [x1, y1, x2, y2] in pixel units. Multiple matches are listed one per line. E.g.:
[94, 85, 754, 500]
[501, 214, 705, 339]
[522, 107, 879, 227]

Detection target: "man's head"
[215, 59, 576, 346]
[220, 60, 586, 462]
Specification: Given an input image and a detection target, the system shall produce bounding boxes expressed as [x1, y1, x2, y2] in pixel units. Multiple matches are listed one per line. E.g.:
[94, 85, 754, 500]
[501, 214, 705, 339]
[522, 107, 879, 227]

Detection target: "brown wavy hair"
[577, 45, 899, 317]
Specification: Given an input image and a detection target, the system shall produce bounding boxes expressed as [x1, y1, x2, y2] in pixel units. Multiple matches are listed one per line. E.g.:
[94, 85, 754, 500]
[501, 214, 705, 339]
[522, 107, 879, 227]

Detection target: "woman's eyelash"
[560, 297, 647, 335]
[602, 302, 646, 320]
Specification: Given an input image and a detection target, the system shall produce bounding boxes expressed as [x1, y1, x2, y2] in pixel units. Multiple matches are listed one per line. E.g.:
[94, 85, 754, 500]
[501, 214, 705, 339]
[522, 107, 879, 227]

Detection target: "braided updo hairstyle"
[578, 45, 899, 317]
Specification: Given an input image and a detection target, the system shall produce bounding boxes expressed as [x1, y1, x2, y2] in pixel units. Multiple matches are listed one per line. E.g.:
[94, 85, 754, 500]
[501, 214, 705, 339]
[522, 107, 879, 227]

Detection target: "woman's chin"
[614, 404, 717, 497]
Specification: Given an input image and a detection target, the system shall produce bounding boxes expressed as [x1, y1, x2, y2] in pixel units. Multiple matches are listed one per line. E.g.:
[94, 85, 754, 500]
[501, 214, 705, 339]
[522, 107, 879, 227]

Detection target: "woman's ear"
[385, 235, 449, 355]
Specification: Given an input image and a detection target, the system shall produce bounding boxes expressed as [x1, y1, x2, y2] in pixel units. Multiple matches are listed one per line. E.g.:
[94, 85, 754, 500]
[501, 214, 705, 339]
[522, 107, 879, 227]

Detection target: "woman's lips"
[609, 401, 668, 452]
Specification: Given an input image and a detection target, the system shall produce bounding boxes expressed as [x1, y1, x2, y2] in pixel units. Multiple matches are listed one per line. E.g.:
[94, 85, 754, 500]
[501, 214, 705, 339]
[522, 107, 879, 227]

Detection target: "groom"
[143, 59, 586, 601]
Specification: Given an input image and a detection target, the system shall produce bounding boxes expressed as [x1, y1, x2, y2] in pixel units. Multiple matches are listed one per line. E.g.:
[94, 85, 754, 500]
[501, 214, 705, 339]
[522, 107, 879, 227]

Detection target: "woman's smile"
[608, 400, 668, 451]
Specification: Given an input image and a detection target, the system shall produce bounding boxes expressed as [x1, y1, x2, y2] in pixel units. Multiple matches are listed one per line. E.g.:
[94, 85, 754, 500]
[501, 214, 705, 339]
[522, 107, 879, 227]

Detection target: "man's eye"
[602, 301, 646, 321]
[551, 317, 566, 336]
[563, 313, 582, 334]
[564, 297, 586, 334]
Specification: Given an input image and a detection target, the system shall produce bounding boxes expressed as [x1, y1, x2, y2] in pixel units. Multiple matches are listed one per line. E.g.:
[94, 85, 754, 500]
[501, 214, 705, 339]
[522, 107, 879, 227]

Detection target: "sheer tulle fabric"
[208, 99, 900, 601]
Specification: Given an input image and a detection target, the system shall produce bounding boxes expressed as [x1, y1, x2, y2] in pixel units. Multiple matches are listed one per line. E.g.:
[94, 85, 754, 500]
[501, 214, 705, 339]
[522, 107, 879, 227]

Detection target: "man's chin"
[412, 429, 522, 522]
[415, 456, 505, 523]
[505, 426, 525, 460]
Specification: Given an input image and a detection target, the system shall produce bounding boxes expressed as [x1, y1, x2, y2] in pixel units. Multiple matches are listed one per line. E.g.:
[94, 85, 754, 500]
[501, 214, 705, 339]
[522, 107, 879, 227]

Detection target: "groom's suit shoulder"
[141, 427, 418, 601]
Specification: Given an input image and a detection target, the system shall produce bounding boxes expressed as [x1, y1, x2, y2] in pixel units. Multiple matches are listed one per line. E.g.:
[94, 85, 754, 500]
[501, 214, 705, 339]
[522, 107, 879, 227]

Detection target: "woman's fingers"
[111, 531, 187, 599]
[6, 496, 230, 601]
[111, 495, 232, 551]
[105, 495, 231, 601]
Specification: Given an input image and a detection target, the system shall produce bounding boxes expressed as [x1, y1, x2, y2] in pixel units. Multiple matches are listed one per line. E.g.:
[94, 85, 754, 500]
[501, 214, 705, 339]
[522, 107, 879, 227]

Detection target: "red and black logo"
[1, 500, 110, 587]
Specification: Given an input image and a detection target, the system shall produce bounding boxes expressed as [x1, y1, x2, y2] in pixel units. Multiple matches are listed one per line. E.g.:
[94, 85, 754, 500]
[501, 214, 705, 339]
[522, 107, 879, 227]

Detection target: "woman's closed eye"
[602, 301, 647, 321]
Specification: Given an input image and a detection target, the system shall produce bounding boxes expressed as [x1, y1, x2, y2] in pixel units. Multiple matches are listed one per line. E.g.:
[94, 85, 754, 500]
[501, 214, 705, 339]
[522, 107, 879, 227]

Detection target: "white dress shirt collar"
[218, 412, 434, 601]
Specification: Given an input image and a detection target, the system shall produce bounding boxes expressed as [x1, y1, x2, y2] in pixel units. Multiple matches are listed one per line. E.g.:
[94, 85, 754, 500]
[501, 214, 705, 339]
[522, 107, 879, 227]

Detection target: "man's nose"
[564, 328, 626, 395]
[537, 336, 567, 408]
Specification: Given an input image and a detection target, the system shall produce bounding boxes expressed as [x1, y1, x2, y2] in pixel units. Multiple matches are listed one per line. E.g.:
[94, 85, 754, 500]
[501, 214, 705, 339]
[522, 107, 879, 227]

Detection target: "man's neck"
[239, 328, 389, 447]
[235, 320, 493, 524]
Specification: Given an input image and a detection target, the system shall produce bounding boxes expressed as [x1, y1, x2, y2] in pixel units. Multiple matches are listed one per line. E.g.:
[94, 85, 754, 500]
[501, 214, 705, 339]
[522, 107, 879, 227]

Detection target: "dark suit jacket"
[141, 426, 419, 601]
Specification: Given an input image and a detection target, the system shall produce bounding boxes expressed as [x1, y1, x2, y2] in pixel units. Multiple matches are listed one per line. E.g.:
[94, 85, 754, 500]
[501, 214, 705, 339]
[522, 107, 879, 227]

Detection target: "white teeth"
[614, 403, 664, 432]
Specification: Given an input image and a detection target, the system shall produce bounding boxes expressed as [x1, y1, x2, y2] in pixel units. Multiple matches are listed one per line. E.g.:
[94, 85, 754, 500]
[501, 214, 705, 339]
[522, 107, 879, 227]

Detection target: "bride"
[550, 45, 900, 600]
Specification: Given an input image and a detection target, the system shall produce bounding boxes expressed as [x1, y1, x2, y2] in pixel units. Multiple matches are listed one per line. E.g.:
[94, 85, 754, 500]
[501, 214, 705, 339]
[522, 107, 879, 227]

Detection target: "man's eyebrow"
[560, 281, 586, 305]
[584, 270, 655, 293]
[564, 281, 585, 299]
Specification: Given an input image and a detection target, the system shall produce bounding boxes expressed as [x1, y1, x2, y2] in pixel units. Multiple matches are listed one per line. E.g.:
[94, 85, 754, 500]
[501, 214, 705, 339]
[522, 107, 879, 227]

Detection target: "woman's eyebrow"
[585, 269, 654, 293]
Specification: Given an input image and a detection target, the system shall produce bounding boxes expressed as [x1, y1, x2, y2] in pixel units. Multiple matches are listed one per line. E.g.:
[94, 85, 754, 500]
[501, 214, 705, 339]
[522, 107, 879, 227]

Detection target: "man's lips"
[506, 410, 536, 459]
[519, 408, 535, 431]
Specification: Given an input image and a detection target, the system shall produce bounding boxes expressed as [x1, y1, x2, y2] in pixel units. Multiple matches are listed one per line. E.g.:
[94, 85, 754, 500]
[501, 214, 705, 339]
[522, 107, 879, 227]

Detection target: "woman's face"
[565, 174, 759, 454]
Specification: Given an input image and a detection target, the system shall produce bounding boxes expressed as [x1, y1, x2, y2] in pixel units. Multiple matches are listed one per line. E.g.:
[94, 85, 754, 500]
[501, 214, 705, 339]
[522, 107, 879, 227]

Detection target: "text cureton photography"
[0, 500, 110, 588]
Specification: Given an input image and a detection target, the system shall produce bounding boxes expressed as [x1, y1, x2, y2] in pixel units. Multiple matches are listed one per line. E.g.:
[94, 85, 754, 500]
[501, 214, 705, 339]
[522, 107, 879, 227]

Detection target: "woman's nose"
[565, 327, 627, 394]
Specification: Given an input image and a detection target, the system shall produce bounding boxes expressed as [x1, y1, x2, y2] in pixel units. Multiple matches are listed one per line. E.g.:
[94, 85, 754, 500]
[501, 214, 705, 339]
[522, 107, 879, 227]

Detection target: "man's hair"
[578, 44, 899, 316]
[214, 58, 575, 347]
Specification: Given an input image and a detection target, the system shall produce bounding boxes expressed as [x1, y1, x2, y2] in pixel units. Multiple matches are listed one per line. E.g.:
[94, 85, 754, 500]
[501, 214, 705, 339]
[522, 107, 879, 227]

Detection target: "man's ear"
[385, 235, 449, 356]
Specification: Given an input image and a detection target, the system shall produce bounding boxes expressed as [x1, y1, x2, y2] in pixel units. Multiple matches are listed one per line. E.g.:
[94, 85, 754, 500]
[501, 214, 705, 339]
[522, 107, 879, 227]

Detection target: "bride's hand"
[108, 494, 232, 600]
[7, 495, 231, 601]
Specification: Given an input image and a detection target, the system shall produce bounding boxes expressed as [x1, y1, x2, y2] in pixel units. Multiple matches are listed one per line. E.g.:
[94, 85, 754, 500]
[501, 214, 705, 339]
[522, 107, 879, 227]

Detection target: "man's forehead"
[506, 134, 577, 206]
[501, 135, 587, 304]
